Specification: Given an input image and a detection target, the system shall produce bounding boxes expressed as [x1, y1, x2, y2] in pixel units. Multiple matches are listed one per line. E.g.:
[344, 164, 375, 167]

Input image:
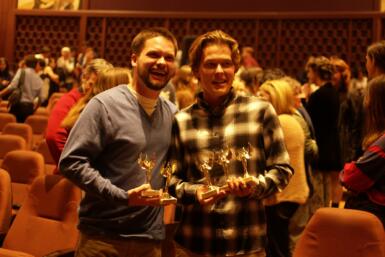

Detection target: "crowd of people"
[0, 27, 384, 257]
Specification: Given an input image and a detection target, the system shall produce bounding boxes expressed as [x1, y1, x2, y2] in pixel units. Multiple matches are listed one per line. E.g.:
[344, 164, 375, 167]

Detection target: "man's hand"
[127, 184, 161, 206]
[196, 185, 227, 205]
[226, 176, 259, 197]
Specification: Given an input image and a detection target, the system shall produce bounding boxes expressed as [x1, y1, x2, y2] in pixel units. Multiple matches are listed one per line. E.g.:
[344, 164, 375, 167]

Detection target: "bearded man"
[59, 27, 178, 257]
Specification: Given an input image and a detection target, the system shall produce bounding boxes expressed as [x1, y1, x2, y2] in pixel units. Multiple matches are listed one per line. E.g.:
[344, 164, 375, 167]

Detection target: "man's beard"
[139, 69, 169, 91]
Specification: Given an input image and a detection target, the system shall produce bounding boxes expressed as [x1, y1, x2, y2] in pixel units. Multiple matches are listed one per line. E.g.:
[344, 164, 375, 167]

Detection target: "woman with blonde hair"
[61, 67, 131, 130]
[282, 76, 322, 253]
[259, 79, 309, 257]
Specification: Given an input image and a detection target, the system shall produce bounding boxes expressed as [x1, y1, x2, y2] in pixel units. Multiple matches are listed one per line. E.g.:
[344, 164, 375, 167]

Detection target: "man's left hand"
[226, 176, 259, 197]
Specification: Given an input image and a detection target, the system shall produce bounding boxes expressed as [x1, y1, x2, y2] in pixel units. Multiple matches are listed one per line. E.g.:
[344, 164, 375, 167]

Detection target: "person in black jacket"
[305, 56, 341, 208]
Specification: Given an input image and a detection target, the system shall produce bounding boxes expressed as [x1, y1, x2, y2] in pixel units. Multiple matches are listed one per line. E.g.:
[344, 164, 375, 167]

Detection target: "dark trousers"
[9, 102, 34, 123]
[265, 202, 299, 257]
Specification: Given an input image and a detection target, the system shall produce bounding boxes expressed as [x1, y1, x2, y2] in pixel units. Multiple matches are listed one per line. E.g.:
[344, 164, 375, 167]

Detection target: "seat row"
[0, 113, 48, 150]
[0, 172, 81, 257]
[0, 92, 64, 116]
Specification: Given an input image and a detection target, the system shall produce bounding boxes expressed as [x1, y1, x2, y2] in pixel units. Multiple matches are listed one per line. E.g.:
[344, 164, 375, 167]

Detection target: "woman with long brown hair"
[340, 75, 385, 227]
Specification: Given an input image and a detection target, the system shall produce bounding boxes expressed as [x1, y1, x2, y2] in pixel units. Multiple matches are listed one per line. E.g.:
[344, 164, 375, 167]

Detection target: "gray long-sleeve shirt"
[8, 67, 44, 103]
[59, 85, 177, 240]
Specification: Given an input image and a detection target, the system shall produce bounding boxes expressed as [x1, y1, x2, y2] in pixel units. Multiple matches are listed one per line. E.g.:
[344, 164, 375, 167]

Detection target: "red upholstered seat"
[0, 169, 12, 240]
[2, 123, 33, 150]
[0, 175, 81, 257]
[293, 207, 385, 257]
[0, 113, 16, 132]
[25, 115, 49, 149]
[1, 150, 45, 210]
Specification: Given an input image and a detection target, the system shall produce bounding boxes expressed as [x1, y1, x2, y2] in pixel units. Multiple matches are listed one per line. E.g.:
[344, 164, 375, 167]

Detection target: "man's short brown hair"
[305, 56, 333, 81]
[131, 27, 178, 56]
[367, 41, 385, 73]
[189, 30, 240, 73]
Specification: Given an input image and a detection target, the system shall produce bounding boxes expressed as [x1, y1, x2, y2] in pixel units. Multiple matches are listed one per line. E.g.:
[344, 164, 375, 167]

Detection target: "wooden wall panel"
[188, 19, 256, 48]
[257, 20, 279, 70]
[14, 15, 80, 62]
[351, 19, 373, 72]
[88, 0, 380, 12]
[86, 17, 104, 57]
[104, 17, 166, 67]
[0, 0, 17, 58]
[279, 19, 350, 77]
[7, 11, 384, 78]
[167, 19, 188, 48]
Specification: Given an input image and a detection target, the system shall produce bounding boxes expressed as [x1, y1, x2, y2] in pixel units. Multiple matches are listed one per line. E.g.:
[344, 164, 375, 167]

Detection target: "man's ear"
[131, 53, 137, 68]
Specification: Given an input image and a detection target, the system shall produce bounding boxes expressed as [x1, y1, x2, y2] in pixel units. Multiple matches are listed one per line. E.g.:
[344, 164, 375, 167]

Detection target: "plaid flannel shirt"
[169, 89, 293, 256]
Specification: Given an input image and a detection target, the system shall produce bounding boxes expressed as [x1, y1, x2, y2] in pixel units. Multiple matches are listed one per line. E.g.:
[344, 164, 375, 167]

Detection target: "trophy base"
[141, 189, 160, 197]
[201, 187, 219, 199]
[243, 175, 254, 184]
[160, 196, 177, 205]
[219, 184, 230, 191]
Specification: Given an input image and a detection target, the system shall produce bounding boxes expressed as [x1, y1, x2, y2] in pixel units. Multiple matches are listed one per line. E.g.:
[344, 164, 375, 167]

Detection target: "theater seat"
[0, 175, 81, 257]
[25, 115, 49, 149]
[35, 140, 57, 174]
[0, 134, 27, 167]
[1, 150, 45, 211]
[0, 113, 16, 132]
[293, 207, 385, 257]
[2, 123, 33, 150]
[0, 169, 12, 242]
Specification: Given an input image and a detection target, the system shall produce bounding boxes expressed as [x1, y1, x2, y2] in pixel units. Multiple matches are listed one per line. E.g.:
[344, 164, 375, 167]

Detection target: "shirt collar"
[196, 87, 236, 116]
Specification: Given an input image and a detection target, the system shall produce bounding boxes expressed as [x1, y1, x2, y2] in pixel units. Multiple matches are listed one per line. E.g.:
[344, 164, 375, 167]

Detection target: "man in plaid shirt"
[168, 30, 293, 257]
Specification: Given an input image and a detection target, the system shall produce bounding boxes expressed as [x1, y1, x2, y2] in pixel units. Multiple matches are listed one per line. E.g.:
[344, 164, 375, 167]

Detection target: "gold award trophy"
[215, 146, 233, 191]
[138, 153, 160, 197]
[235, 143, 255, 184]
[196, 155, 218, 199]
[159, 161, 177, 205]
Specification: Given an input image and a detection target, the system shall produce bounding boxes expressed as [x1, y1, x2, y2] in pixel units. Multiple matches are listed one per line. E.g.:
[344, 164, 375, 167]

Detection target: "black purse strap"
[17, 69, 26, 90]
[7, 69, 26, 109]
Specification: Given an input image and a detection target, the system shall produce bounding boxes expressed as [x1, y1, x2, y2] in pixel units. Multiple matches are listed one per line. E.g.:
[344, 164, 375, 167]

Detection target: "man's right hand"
[196, 185, 227, 205]
[127, 184, 161, 206]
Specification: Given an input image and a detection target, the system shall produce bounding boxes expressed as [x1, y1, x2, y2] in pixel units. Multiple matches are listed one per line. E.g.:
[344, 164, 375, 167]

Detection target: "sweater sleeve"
[59, 98, 129, 203]
[340, 136, 385, 192]
[251, 104, 294, 199]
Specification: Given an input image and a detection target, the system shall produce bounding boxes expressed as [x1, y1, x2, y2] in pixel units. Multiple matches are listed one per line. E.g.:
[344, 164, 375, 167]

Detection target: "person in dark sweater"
[59, 27, 178, 257]
[305, 56, 341, 208]
[340, 75, 385, 227]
